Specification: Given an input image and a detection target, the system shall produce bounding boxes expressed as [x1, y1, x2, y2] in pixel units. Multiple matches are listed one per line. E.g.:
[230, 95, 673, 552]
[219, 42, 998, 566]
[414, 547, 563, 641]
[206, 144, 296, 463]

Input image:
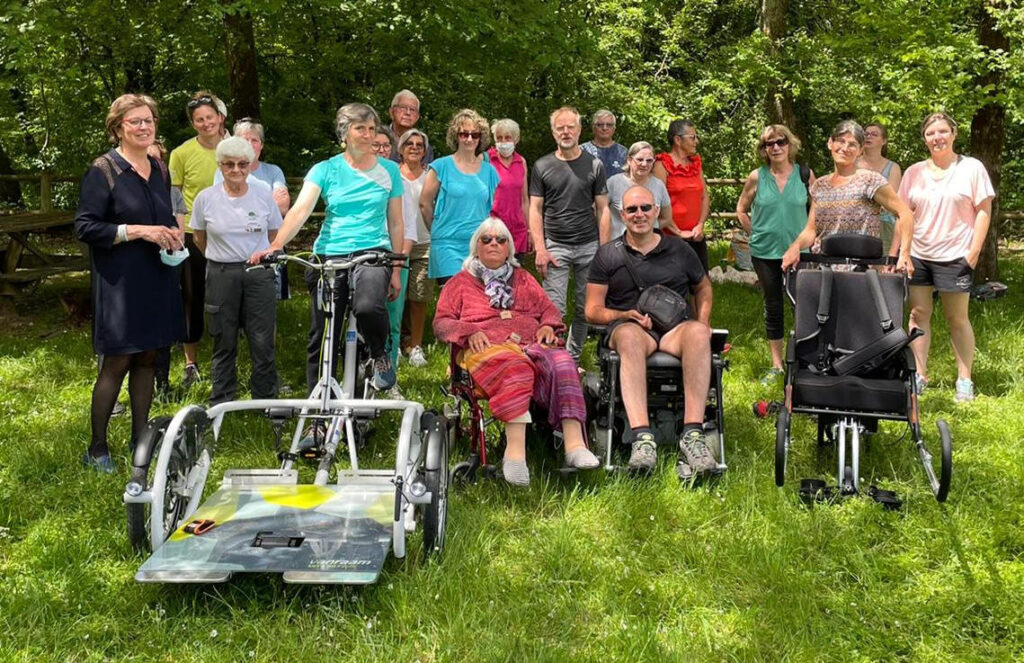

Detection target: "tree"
[760, 0, 797, 133]
[222, 2, 261, 120]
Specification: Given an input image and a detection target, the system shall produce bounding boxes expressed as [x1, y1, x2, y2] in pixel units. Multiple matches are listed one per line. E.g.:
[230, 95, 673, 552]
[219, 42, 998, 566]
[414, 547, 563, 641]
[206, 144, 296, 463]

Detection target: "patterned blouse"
[808, 169, 888, 253]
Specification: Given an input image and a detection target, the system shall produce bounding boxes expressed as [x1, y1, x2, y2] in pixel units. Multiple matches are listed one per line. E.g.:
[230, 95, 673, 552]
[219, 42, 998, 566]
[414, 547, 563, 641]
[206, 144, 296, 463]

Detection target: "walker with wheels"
[123, 250, 448, 584]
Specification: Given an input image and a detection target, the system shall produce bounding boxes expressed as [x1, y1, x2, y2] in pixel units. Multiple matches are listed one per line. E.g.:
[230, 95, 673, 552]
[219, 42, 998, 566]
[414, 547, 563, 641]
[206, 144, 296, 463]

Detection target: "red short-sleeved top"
[656, 152, 704, 232]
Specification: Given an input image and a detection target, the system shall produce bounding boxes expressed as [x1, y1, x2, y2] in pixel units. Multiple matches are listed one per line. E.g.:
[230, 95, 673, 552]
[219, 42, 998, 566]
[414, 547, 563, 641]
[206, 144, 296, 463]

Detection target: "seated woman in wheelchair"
[584, 185, 716, 477]
[433, 217, 600, 486]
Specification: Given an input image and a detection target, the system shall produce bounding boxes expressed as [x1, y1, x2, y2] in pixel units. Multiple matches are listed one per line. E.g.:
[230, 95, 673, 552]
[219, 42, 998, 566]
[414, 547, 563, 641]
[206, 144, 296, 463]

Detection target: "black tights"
[90, 351, 157, 457]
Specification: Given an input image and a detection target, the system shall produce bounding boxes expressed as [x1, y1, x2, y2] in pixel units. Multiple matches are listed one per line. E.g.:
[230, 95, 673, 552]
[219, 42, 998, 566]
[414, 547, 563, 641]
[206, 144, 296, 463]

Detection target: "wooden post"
[39, 172, 52, 213]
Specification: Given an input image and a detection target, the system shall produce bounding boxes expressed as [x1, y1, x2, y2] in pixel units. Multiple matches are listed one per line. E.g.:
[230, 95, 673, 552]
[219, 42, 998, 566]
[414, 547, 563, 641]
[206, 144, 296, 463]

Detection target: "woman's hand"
[388, 269, 402, 301]
[467, 331, 491, 353]
[966, 249, 980, 269]
[133, 225, 182, 251]
[535, 325, 557, 345]
[248, 243, 282, 266]
[781, 244, 801, 272]
[896, 251, 914, 277]
[692, 224, 706, 242]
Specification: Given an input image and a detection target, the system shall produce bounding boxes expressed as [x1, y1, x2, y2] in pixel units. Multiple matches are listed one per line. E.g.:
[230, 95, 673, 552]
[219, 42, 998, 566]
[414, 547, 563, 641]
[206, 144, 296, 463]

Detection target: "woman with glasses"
[372, 126, 396, 161]
[736, 125, 814, 381]
[487, 118, 531, 259]
[250, 103, 404, 452]
[397, 129, 433, 367]
[898, 112, 994, 402]
[434, 217, 600, 486]
[653, 119, 711, 270]
[606, 141, 672, 239]
[419, 109, 499, 283]
[190, 137, 281, 405]
[213, 118, 291, 216]
[75, 94, 184, 472]
[169, 90, 229, 389]
[858, 123, 903, 255]
[782, 120, 914, 273]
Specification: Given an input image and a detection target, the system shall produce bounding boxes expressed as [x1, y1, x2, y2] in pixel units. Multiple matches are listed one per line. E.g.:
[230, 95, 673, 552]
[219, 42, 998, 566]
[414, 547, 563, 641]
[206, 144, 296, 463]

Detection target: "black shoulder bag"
[615, 241, 688, 334]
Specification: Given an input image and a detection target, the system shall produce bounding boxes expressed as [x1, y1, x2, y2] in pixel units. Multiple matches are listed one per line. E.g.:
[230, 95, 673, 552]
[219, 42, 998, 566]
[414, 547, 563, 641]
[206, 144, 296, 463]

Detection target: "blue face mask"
[160, 247, 189, 267]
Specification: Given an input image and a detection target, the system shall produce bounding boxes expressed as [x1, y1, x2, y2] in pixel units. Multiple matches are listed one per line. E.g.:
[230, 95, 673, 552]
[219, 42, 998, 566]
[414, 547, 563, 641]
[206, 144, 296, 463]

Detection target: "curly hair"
[445, 109, 490, 155]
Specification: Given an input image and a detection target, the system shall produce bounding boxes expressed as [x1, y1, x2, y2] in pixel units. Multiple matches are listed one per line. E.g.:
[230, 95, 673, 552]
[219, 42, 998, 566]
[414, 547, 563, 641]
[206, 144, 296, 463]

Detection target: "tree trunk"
[760, 0, 798, 132]
[223, 6, 261, 120]
[0, 140, 23, 207]
[968, 0, 1009, 282]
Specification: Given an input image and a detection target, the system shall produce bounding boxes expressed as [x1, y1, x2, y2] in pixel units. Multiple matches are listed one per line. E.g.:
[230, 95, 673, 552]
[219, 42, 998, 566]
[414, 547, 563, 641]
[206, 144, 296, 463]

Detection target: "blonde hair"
[104, 94, 159, 146]
[549, 106, 581, 130]
[445, 109, 490, 154]
[756, 124, 801, 164]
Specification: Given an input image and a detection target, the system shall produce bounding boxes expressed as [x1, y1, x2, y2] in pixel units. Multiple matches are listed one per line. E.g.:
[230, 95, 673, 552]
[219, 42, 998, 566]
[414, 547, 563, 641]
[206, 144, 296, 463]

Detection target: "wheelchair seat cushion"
[792, 370, 908, 414]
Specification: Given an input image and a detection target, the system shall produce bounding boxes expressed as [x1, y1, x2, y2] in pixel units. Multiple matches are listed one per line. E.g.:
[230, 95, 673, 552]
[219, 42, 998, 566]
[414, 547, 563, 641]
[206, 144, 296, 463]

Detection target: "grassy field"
[1, 247, 1023, 662]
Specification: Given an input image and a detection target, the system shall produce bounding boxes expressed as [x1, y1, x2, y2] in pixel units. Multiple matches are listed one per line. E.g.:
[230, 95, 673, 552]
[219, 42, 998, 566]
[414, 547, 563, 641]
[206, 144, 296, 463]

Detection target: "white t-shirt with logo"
[190, 183, 283, 263]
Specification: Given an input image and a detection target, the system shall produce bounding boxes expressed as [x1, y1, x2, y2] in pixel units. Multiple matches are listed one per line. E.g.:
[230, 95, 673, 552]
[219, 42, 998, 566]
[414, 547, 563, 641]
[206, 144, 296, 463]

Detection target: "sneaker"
[371, 356, 397, 390]
[955, 378, 975, 403]
[182, 363, 201, 389]
[111, 400, 126, 416]
[678, 428, 717, 474]
[627, 433, 657, 471]
[408, 346, 427, 367]
[297, 421, 327, 454]
[914, 373, 928, 394]
[384, 385, 404, 400]
[82, 452, 116, 474]
[760, 367, 784, 386]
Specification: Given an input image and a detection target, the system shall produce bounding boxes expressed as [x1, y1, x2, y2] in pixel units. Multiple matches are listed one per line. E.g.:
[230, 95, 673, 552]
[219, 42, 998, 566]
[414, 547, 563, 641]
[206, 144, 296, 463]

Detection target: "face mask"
[160, 247, 189, 267]
[496, 142, 515, 157]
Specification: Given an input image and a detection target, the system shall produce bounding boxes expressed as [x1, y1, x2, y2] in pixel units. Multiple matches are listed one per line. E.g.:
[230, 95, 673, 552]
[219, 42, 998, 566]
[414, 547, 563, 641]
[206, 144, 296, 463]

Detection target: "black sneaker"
[182, 363, 201, 389]
[678, 428, 717, 474]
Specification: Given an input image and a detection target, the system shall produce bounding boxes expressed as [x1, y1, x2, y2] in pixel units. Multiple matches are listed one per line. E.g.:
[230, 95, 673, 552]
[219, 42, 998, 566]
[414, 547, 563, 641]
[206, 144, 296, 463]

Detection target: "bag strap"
[615, 240, 646, 292]
[864, 269, 893, 332]
[91, 153, 123, 191]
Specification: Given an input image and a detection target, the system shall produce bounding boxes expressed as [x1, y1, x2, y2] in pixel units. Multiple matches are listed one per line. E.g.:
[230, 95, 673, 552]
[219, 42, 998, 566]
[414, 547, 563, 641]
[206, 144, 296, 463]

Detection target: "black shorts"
[910, 256, 973, 293]
[603, 315, 691, 349]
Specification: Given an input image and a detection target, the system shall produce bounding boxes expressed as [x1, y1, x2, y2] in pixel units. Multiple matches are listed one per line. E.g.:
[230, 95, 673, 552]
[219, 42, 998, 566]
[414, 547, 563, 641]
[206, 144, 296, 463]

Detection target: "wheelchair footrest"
[799, 478, 837, 505]
[867, 485, 903, 511]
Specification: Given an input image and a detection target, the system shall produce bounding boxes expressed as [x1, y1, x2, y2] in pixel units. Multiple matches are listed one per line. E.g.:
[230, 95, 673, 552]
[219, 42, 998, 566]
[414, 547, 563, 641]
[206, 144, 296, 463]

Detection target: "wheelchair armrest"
[588, 323, 609, 337]
[785, 332, 797, 365]
[711, 328, 728, 355]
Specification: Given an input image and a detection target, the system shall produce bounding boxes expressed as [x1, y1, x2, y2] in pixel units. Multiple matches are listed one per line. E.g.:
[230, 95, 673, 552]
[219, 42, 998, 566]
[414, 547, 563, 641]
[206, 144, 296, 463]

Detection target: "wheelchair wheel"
[935, 419, 952, 503]
[420, 412, 449, 561]
[127, 411, 211, 553]
[775, 408, 790, 487]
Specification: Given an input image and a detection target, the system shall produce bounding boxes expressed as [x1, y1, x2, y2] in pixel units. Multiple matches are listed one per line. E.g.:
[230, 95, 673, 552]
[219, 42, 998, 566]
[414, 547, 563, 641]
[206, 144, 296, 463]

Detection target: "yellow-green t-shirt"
[169, 137, 218, 230]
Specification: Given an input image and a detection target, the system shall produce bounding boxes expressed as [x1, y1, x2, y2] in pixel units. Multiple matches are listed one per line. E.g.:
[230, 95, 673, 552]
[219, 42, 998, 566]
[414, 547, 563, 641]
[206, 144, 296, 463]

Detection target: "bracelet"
[116, 224, 128, 243]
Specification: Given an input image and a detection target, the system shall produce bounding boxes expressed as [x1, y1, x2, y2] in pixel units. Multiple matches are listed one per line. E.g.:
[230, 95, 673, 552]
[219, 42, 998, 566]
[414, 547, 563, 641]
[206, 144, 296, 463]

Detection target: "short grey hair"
[592, 109, 615, 124]
[397, 128, 430, 155]
[830, 119, 866, 146]
[463, 217, 520, 270]
[335, 103, 380, 145]
[625, 141, 655, 177]
[390, 89, 420, 110]
[216, 136, 256, 162]
[233, 118, 265, 142]
[490, 118, 521, 142]
[549, 106, 581, 130]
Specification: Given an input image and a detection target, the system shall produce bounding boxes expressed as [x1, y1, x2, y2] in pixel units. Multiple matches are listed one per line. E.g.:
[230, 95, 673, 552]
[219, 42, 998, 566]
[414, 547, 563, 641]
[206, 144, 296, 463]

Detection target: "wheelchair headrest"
[820, 233, 883, 260]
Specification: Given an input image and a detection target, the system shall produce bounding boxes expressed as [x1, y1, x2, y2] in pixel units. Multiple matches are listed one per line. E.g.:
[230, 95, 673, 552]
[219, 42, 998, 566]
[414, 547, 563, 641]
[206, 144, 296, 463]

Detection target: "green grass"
[2, 248, 1023, 662]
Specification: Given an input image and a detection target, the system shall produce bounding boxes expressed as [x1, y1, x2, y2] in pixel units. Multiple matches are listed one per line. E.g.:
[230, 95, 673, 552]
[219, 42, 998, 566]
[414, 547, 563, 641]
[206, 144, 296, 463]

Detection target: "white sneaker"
[408, 346, 427, 367]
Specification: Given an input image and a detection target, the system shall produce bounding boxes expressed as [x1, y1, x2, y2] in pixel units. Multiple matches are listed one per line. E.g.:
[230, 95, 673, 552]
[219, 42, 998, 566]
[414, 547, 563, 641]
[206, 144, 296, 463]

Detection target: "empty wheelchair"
[583, 325, 730, 477]
[775, 234, 952, 503]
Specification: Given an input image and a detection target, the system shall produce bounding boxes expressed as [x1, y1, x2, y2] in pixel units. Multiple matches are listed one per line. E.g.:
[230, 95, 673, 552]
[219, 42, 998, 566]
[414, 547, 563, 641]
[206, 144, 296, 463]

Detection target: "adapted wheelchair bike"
[123, 251, 449, 584]
[774, 234, 952, 504]
[583, 325, 730, 477]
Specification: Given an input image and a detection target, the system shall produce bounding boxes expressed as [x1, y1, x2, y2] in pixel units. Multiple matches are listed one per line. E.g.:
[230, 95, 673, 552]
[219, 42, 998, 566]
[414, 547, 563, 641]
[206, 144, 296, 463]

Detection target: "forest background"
[1, 0, 1022, 277]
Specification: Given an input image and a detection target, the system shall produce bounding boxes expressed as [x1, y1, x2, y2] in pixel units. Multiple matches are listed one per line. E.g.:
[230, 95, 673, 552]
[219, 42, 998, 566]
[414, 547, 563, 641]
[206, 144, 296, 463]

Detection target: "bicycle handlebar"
[251, 250, 407, 272]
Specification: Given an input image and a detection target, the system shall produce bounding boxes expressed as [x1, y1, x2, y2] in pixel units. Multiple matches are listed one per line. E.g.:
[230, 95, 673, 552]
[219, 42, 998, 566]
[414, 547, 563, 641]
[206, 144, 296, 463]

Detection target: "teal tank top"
[750, 164, 809, 260]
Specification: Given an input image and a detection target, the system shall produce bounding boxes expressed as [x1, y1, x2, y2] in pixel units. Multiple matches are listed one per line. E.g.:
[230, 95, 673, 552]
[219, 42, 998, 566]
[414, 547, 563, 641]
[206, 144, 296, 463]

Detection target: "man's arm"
[595, 194, 611, 245]
[585, 282, 650, 328]
[691, 275, 713, 326]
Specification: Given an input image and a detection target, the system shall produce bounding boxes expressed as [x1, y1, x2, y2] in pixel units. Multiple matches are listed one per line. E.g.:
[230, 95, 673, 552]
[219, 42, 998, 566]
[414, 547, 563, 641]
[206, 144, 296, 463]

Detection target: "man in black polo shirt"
[585, 185, 716, 478]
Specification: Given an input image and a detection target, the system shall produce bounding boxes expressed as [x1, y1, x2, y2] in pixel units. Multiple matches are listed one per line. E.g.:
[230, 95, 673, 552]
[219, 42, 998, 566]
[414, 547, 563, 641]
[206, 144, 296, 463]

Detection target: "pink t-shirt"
[898, 156, 994, 262]
[488, 147, 529, 254]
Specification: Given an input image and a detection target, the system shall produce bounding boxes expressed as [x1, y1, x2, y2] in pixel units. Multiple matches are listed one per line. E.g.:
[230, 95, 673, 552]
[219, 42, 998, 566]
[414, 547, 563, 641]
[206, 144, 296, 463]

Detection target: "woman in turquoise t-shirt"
[419, 109, 499, 280]
[736, 124, 813, 381]
[251, 103, 404, 411]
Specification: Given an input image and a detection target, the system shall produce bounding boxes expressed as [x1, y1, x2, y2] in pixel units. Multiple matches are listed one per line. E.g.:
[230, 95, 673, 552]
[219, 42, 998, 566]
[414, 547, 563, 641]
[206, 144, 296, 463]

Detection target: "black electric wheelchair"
[775, 234, 952, 504]
[582, 325, 730, 477]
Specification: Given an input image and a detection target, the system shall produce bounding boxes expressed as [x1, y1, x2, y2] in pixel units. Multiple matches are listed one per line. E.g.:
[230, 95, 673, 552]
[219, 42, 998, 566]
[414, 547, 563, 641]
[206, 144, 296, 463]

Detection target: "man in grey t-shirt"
[581, 110, 628, 178]
[529, 105, 611, 360]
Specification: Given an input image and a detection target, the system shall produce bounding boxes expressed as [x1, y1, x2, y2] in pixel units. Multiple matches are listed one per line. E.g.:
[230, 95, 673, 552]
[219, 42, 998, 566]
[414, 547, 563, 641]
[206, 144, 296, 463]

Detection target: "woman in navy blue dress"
[75, 94, 185, 472]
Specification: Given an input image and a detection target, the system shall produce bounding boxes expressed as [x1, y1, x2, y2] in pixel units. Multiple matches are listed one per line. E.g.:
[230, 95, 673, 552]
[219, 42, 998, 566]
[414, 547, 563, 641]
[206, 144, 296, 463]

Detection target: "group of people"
[74, 88, 994, 487]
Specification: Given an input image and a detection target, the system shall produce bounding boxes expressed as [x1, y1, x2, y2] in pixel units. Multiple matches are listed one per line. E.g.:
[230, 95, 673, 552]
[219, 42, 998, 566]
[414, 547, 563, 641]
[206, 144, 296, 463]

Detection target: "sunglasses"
[762, 137, 789, 149]
[624, 204, 654, 214]
[479, 235, 508, 245]
[458, 131, 482, 140]
[187, 95, 214, 109]
[220, 160, 250, 170]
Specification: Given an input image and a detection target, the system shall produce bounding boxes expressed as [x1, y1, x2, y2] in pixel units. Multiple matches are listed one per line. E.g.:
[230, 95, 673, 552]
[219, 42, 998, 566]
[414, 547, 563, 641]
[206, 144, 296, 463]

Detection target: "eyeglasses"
[624, 204, 654, 214]
[478, 235, 508, 245]
[187, 95, 214, 109]
[458, 131, 482, 140]
[219, 160, 250, 170]
[678, 134, 698, 141]
[392, 104, 419, 114]
[594, 122, 615, 129]
[762, 137, 789, 149]
[123, 117, 156, 128]
[631, 156, 654, 165]
[371, 142, 391, 152]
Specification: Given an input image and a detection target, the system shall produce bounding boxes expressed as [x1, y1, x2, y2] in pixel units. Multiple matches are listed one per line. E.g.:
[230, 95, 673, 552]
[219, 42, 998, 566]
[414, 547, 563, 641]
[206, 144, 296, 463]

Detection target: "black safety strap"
[814, 269, 833, 371]
[865, 269, 893, 333]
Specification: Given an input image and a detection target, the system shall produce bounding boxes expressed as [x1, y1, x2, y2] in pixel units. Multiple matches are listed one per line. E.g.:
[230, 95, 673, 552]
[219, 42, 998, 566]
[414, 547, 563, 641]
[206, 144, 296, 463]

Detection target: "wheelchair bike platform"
[136, 479, 396, 584]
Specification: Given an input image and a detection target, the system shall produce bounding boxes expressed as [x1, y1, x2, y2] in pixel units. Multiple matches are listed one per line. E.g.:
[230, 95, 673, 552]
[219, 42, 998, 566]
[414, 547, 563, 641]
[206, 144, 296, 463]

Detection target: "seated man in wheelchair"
[433, 217, 601, 486]
[585, 186, 718, 477]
